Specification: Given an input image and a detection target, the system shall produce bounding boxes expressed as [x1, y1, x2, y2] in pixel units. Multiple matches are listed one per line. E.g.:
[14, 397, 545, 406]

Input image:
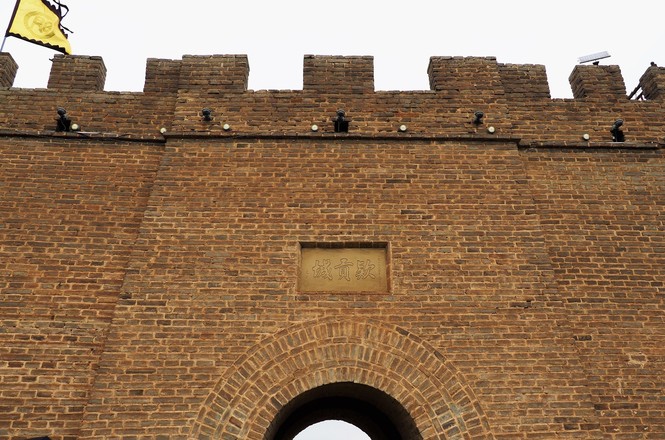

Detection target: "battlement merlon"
[0, 53, 663, 101]
[640, 64, 665, 100]
[303, 55, 374, 94]
[0, 52, 18, 88]
[47, 55, 107, 91]
[569, 64, 626, 100]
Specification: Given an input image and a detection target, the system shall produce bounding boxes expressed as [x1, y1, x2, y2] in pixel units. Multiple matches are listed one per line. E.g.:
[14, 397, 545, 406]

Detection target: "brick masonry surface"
[0, 53, 663, 440]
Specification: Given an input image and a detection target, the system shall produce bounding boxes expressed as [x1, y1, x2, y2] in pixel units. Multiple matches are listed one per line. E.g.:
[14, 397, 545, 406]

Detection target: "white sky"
[294, 420, 371, 440]
[1, 1, 663, 438]
[1, 0, 664, 98]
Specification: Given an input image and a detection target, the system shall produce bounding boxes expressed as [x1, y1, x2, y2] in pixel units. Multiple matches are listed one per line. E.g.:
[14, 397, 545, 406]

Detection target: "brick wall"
[0, 53, 663, 440]
[523, 147, 664, 438]
[0, 136, 162, 439]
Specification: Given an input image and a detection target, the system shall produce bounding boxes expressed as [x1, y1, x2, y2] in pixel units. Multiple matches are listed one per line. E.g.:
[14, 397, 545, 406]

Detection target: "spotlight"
[55, 107, 71, 132]
[311, 124, 319, 132]
[473, 111, 484, 125]
[333, 109, 349, 133]
[201, 108, 213, 121]
[610, 119, 625, 142]
[398, 124, 407, 132]
[223, 123, 231, 131]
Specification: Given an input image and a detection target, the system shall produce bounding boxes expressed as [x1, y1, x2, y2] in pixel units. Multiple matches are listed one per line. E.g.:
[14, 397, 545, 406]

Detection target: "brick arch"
[190, 318, 493, 439]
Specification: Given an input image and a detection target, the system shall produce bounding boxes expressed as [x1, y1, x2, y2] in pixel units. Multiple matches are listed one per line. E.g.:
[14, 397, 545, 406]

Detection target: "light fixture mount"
[55, 107, 71, 132]
[578, 51, 611, 65]
[333, 110, 349, 133]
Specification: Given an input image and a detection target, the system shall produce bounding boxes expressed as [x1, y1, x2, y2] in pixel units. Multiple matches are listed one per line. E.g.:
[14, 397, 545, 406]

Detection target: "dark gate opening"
[266, 382, 422, 440]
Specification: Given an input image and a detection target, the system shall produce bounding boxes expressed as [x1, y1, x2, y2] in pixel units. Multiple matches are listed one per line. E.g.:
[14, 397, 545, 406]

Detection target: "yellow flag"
[5, 0, 72, 54]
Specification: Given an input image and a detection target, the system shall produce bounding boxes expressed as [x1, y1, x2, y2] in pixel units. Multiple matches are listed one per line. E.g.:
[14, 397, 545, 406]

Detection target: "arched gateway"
[190, 318, 493, 439]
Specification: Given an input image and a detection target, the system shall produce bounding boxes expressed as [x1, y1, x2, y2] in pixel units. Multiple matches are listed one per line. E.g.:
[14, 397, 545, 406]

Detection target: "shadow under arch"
[269, 382, 420, 440]
[190, 317, 494, 440]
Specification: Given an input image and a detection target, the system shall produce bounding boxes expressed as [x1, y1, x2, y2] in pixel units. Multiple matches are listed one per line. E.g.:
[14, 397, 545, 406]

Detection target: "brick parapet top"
[47, 54, 107, 91]
[0, 54, 664, 144]
[569, 64, 626, 100]
[639, 65, 665, 100]
[2, 53, 658, 99]
[0, 52, 18, 88]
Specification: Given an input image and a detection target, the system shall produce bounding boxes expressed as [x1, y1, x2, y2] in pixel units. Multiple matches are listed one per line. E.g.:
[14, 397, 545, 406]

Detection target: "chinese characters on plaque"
[300, 247, 388, 293]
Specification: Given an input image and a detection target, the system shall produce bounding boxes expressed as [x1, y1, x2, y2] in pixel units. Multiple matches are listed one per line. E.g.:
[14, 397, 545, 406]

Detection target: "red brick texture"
[0, 137, 162, 439]
[47, 55, 107, 92]
[191, 318, 492, 439]
[0, 53, 664, 440]
[569, 65, 627, 100]
[0, 53, 18, 88]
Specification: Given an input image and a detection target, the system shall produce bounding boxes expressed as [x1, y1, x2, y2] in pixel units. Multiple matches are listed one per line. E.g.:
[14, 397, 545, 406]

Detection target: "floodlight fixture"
[201, 108, 213, 121]
[578, 51, 611, 65]
[611, 119, 623, 130]
[56, 107, 71, 132]
[473, 111, 484, 125]
[610, 119, 625, 142]
[333, 109, 349, 133]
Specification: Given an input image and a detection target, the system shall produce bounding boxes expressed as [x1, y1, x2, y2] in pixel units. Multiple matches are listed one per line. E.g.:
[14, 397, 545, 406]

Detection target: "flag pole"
[2, 0, 21, 53]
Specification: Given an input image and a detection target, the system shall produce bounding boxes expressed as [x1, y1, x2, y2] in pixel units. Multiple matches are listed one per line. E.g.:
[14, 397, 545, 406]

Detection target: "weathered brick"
[0, 53, 663, 440]
[569, 64, 627, 100]
[0, 52, 18, 88]
[47, 55, 107, 91]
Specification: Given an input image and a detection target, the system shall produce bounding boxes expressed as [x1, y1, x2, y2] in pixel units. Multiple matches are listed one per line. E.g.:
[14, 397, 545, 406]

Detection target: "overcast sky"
[2, 0, 664, 98]
[294, 421, 370, 440]
[2, 1, 664, 438]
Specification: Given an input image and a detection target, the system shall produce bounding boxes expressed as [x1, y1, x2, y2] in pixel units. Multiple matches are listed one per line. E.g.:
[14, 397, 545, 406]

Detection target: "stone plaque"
[299, 247, 388, 293]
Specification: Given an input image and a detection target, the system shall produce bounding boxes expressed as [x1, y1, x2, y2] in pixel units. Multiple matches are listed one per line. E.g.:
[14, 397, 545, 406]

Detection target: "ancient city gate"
[0, 53, 664, 439]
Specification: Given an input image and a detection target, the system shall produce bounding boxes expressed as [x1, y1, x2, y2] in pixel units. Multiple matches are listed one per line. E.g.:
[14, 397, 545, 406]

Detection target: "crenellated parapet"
[143, 58, 182, 94]
[569, 64, 627, 100]
[47, 55, 107, 91]
[303, 55, 374, 94]
[142, 55, 250, 94]
[0, 52, 18, 88]
[497, 63, 551, 100]
[428, 56, 507, 101]
[0, 52, 663, 145]
[178, 55, 249, 92]
[639, 64, 665, 100]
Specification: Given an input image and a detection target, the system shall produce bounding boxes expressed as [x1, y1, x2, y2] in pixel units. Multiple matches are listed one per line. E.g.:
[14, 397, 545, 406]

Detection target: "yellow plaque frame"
[299, 244, 389, 293]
